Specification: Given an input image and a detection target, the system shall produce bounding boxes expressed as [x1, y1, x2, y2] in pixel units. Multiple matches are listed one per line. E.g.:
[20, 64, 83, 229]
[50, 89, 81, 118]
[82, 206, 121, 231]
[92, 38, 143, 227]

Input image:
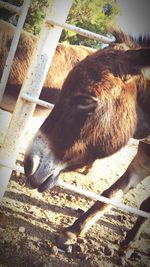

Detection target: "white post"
[0, 0, 73, 200]
[0, 0, 31, 103]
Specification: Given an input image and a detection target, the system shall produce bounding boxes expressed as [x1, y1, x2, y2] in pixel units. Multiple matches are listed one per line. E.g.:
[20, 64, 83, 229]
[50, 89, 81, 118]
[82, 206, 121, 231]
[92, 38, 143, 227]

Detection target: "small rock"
[77, 237, 87, 244]
[85, 255, 90, 261]
[117, 215, 122, 221]
[74, 244, 84, 253]
[102, 245, 114, 257]
[66, 195, 72, 201]
[122, 231, 127, 237]
[130, 251, 141, 259]
[125, 248, 134, 259]
[117, 214, 127, 221]
[121, 257, 126, 266]
[78, 253, 86, 260]
[18, 226, 25, 233]
[51, 245, 58, 255]
[118, 248, 125, 257]
[122, 215, 126, 220]
[111, 239, 119, 245]
[17, 244, 20, 250]
[88, 239, 95, 245]
[66, 245, 72, 253]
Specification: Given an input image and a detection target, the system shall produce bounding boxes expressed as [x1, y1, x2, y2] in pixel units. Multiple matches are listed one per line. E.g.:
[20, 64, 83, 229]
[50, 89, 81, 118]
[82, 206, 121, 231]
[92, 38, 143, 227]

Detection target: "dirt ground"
[0, 111, 150, 267]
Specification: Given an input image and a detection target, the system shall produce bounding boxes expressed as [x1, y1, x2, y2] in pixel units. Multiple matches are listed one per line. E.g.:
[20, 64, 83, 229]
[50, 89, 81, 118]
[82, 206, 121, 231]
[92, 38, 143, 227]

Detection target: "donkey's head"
[24, 44, 150, 192]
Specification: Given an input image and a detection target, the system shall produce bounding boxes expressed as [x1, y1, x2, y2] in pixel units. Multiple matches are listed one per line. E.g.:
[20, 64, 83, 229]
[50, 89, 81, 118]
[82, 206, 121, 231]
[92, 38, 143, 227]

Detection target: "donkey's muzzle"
[38, 174, 59, 192]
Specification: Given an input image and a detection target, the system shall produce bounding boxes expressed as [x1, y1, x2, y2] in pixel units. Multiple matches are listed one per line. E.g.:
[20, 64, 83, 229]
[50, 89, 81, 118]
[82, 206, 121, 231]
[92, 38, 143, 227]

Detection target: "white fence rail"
[4, 162, 150, 219]
[21, 93, 54, 110]
[47, 19, 113, 44]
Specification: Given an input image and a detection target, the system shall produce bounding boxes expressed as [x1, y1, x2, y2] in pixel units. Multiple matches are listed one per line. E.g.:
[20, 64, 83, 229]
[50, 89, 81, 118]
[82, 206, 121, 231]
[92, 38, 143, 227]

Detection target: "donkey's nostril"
[24, 154, 40, 177]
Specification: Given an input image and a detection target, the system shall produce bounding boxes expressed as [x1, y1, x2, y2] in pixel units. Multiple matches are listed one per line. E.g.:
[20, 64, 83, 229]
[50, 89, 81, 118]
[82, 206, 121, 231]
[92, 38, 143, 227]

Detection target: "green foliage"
[0, 0, 119, 46]
[60, 0, 119, 48]
[0, 0, 51, 35]
[24, 0, 51, 35]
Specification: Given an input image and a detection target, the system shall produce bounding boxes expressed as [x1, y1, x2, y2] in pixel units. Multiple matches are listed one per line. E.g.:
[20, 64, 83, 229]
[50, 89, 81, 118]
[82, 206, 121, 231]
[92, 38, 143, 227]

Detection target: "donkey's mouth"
[26, 173, 59, 192]
[37, 174, 59, 192]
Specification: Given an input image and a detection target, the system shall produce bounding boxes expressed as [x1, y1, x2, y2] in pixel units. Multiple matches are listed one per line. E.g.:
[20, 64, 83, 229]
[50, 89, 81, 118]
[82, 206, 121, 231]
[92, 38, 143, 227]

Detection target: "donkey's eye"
[72, 94, 98, 114]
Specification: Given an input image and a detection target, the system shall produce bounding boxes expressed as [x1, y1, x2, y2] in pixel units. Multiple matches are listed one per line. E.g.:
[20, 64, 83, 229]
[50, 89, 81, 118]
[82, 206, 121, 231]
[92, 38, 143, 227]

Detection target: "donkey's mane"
[136, 35, 150, 47]
[111, 28, 150, 49]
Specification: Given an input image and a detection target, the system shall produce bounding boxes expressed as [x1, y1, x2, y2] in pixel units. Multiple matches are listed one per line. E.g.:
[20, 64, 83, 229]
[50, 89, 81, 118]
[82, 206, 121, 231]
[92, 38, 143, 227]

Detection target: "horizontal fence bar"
[57, 179, 150, 219]
[21, 93, 54, 110]
[0, 0, 21, 14]
[47, 19, 113, 44]
[3, 161, 149, 219]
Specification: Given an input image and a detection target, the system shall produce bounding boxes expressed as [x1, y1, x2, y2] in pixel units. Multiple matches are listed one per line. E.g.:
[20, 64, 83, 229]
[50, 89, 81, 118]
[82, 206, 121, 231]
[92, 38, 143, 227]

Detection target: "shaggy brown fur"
[0, 20, 94, 116]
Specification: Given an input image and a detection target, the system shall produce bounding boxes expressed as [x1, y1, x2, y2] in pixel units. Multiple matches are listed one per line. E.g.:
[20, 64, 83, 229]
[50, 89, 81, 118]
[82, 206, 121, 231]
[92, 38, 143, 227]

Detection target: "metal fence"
[0, 0, 149, 219]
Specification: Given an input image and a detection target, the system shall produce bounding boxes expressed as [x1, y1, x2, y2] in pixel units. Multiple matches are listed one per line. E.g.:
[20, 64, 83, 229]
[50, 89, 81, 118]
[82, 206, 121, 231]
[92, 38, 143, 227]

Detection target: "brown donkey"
[24, 30, 150, 248]
[0, 20, 94, 116]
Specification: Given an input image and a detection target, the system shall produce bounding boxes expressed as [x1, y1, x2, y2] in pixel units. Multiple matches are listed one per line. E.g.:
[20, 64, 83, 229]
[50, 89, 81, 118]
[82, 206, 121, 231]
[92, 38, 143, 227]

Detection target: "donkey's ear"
[72, 94, 98, 114]
[121, 48, 150, 78]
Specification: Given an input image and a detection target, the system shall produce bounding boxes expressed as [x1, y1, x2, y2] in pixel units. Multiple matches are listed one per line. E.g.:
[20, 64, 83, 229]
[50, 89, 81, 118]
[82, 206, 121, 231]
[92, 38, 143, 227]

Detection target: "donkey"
[24, 29, 150, 248]
[0, 20, 94, 117]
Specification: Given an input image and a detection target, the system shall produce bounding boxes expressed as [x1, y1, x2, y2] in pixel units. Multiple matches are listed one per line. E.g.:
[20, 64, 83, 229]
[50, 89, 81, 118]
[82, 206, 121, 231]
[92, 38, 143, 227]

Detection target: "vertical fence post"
[0, 0, 73, 200]
[0, 0, 31, 103]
